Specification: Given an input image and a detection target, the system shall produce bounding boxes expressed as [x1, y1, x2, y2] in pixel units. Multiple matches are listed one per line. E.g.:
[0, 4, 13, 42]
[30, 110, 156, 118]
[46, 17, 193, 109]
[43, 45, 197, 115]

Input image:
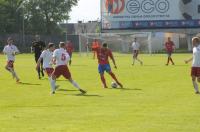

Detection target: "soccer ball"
[179, 0, 200, 20]
[111, 82, 118, 88]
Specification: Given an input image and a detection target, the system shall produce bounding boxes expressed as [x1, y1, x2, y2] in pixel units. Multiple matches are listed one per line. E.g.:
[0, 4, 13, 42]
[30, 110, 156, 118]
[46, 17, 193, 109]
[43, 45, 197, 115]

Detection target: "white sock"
[192, 81, 199, 92]
[70, 80, 81, 90]
[50, 77, 56, 92]
[13, 71, 19, 80]
[133, 58, 135, 64]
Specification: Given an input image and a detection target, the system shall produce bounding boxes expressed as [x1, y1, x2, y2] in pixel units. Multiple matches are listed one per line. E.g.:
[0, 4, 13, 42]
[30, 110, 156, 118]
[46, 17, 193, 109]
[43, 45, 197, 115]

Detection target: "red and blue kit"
[97, 48, 113, 74]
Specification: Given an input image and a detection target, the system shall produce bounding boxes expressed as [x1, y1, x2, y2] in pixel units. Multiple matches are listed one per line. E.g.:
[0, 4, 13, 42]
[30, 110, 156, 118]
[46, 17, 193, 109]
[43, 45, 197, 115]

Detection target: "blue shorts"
[98, 64, 111, 74]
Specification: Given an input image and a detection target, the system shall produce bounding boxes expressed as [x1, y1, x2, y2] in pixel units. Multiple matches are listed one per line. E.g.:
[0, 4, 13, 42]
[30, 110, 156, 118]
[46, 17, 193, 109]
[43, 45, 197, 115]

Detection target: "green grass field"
[0, 53, 200, 132]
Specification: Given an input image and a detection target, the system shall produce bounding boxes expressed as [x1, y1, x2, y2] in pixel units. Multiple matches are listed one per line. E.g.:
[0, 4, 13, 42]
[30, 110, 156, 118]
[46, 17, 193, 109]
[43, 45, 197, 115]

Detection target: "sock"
[50, 77, 56, 92]
[13, 71, 19, 80]
[132, 58, 135, 65]
[136, 58, 143, 64]
[109, 72, 119, 83]
[37, 67, 41, 77]
[170, 58, 174, 64]
[167, 57, 170, 64]
[192, 81, 199, 92]
[100, 75, 107, 87]
[70, 80, 81, 90]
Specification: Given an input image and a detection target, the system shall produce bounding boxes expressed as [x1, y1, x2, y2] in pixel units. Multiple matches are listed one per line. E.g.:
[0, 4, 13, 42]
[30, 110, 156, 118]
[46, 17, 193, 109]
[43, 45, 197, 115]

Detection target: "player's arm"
[13, 46, 20, 55]
[185, 57, 193, 64]
[109, 51, 117, 69]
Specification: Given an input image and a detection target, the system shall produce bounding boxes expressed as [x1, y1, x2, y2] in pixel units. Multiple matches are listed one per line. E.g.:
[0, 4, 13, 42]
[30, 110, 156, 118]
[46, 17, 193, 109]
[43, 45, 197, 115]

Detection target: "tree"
[24, 0, 78, 35]
[0, 0, 23, 34]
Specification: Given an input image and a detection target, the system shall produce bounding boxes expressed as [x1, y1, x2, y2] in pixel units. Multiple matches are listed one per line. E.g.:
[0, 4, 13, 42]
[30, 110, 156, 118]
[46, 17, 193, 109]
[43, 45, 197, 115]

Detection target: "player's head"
[192, 37, 200, 47]
[48, 43, 55, 51]
[7, 37, 13, 45]
[59, 42, 65, 48]
[168, 37, 171, 41]
[35, 35, 40, 41]
[134, 38, 137, 42]
[102, 43, 108, 49]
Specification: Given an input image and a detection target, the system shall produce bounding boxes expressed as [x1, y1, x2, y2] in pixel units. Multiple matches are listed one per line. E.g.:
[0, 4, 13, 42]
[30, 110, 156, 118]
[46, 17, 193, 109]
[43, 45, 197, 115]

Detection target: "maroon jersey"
[165, 41, 174, 52]
[66, 42, 74, 54]
[97, 48, 114, 65]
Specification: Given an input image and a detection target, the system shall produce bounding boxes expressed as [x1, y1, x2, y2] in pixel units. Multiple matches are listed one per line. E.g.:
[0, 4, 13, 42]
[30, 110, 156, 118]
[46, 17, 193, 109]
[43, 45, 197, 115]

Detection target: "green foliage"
[0, 0, 78, 35]
[0, 53, 200, 132]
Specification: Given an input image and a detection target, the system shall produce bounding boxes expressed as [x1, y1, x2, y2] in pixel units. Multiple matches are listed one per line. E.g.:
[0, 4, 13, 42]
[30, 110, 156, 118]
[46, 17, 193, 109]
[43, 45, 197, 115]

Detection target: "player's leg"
[191, 67, 199, 94]
[61, 65, 86, 94]
[99, 64, 108, 88]
[68, 78, 86, 94]
[166, 52, 170, 65]
[132, 51, 136, 65]
[169, 54, 175, 65]
[40, 59, 44, 77]
[106, 64, 123, 88]
[35, 57, 41, 79]
[5, 61, 19, 82]
[192, 76, 199, 94]
[69, 53, 72, 66]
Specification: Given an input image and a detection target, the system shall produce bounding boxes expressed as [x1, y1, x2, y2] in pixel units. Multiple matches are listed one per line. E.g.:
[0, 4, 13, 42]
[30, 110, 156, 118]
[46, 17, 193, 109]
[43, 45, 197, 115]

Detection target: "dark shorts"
[98, 64, 111, 74]
[133, 50, 139, 58]
[68, 52, 72, 58]
[44, 68, 54, 77]
[167, 52, 172, 57]
[52, 65, 71, 79]
[191, 67, 200, 77]
[6, 60, 14, 68]
[108, 4, 113, 13]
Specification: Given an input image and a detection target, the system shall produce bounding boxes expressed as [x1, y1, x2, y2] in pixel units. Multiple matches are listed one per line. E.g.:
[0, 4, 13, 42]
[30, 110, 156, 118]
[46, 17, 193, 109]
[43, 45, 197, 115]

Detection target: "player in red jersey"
[165, 37, 175, 65]
[65, 40, 74, 66]
[50, 42, 86, 95]
[96, 43, 123, 88]
[92, 39, 100, 59]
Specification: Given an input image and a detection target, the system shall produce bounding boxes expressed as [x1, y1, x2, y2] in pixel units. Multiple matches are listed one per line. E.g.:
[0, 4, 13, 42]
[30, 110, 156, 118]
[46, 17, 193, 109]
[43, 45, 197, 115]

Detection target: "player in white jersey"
[3, 37, 20, 82]
[185, 37, 200, 94]
[131, 38, 143, 65]
[36, 43, 55, 78]
[50, 42, 86, 95]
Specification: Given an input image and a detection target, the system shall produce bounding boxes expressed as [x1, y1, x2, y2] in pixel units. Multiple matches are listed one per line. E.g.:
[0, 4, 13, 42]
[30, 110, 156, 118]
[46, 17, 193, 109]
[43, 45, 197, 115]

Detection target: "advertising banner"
[101, 0, 200, 30]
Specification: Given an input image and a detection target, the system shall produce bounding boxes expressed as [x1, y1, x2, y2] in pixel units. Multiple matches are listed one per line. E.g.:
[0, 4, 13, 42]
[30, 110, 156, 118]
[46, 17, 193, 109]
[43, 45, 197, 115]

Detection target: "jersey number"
[61, 54, 66, 61]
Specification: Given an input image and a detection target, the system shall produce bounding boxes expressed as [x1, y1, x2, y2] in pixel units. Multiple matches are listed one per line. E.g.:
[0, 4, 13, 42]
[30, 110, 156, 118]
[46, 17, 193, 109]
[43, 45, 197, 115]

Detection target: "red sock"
[100, 75, 107, 88]
[109, 72, 119, 83]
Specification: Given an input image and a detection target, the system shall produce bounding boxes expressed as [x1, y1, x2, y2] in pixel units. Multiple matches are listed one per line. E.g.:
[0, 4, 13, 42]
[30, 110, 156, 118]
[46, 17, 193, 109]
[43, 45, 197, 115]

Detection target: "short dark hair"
[102, 43, 107, 47]
[48, 43, 54, 48]
[59, 42, 65, 48]
[7, 37, 13, 41]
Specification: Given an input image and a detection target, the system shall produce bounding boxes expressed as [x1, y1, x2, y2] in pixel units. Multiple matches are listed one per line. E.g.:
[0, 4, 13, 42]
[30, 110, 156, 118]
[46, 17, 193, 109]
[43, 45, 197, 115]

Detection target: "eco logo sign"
[126, 0, 169, 14]
[105, 0, 125, 14]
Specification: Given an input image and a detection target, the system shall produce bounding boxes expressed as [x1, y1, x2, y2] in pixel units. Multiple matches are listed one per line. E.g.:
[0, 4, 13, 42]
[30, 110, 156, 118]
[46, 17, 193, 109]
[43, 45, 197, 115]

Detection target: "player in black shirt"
[32, 35, 46, 79]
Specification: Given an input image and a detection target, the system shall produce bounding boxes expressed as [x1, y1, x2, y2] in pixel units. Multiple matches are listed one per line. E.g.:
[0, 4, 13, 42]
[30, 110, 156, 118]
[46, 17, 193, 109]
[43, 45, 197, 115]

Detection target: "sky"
[69, 0, 100, 23]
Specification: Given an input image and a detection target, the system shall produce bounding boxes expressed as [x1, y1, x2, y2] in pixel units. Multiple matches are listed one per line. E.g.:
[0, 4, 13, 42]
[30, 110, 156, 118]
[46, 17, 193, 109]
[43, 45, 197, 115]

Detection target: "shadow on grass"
[57, 88, 77, 92]
[107, 87, 142, 91]
[57, 93, 103, 97]
[18, 82, 41, 86]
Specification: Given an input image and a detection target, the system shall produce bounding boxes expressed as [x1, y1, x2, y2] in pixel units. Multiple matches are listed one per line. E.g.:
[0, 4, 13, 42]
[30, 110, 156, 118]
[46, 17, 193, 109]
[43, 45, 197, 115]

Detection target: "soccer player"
[185, 37, 200, 94]
[50, 42, 86, 94]
[92, 39, 100, 59]
[131, 38, 143, 65]
[65, 40, 74, 66]
[36, 43, 55, 80]
[165, 37, 175, 65]
[32, 35, 46, 79]
[97, 43, 123, 88]
[3, 37, 20, 82]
